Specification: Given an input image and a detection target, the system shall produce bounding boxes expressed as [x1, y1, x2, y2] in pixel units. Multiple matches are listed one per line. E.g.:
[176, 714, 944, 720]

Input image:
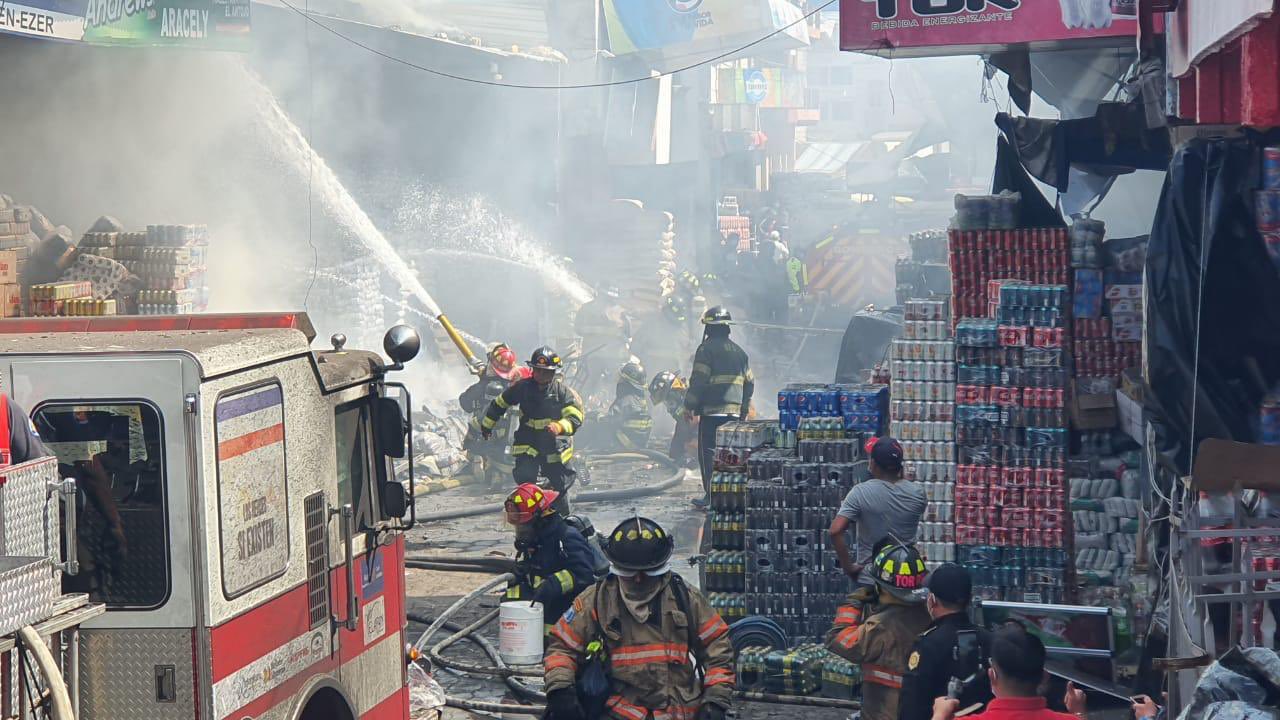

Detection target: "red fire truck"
[0, 313, 420, 720]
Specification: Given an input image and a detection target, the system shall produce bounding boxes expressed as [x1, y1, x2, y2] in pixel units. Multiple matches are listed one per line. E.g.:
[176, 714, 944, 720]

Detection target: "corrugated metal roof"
[412, 0, 550, 51]
[794, 142, 864, 174]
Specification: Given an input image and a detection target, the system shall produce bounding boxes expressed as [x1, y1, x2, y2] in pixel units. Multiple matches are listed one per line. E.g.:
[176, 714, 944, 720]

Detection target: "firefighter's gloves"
[697, 702, 727, 720]
[547, 688, 585, 720]
[481, 427, 494, 440]
[547, 421, 565, 436]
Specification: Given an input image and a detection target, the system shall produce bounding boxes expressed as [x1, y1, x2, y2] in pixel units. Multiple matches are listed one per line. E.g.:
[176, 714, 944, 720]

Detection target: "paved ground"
[403, 457, 1131, 720]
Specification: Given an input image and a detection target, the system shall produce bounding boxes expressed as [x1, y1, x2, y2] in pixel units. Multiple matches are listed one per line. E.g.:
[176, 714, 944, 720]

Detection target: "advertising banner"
[840, 0, 1139, 57]
[0, 0, 250, 49]
[716, 66, 807, 107]
[604, 0, 807, 57]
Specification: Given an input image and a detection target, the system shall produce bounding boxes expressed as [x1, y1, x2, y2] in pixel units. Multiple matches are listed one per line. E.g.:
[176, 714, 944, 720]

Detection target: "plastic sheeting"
[1175, 647, 1280, 720]
[834, 310, 901, 384]
[1145, 135, 1280, 475]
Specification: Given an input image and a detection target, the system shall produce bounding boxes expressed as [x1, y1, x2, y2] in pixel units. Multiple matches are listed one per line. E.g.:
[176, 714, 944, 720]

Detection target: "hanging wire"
[301, 0, 319, 311]
[276, 0, 837, 90]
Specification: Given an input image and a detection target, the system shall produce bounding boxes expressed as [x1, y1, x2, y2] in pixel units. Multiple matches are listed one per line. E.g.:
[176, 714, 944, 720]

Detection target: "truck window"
[215, 383, 289, 598]
[334, 400, 376, 530]
[34, 402, 168, 610]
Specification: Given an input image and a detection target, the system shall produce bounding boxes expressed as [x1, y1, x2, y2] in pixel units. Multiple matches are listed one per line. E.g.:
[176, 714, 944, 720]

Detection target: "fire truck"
[0, 312, 420, 720]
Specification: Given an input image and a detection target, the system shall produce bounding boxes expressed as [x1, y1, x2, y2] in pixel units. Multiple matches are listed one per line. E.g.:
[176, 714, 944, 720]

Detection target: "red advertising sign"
[840, 0, 1140, 57]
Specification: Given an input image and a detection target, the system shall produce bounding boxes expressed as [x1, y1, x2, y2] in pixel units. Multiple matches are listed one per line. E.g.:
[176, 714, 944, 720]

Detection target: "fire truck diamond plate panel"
[0, 458, 58, 561]
[80, 628, 196, 719]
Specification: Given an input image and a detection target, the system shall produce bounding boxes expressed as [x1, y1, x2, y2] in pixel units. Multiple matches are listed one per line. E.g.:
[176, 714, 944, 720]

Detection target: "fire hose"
[17, 625, 74, 720]
[410, 574, 862, 716]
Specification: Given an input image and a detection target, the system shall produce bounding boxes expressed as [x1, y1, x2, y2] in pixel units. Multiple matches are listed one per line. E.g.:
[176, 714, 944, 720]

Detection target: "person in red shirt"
[930, 626, 1087, 720]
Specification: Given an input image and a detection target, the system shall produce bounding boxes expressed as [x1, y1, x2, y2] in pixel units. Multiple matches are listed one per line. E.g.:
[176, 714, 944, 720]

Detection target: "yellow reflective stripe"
[562, 406, 585, 423]
[703, 404, 742, 415]
[481, 416, 498, 429]
[710, 375, 745, 385]
[554, 569, 574, 593]
[512, 444, 539, 457]
[527, 418, 554, 429]
[692, 362, 711, 376]
[505, 586, 522, 599]
[531, 575, 545, 588]
[745, 369, 755, 383]
[495, 395, 511, 409]
[548, 447, 574, 464]
[623, 420, 653, 429]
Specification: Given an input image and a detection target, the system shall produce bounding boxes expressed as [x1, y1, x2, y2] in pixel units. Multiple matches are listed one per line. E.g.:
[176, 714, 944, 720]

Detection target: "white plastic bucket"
[498, 601, 544, 665]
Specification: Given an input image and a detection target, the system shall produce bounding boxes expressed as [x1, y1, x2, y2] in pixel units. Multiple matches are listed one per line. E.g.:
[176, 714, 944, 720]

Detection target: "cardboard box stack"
[0, 205, 30, 317]
[889, 298, 957, 569]
[81, 224, 209, 314]
[29, 281, 112, 317]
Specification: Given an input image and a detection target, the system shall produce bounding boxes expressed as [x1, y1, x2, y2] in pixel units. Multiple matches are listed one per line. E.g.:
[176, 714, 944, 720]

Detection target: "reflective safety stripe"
[834, 606, 862, 626]
[709, 375, 745, 386]
[834, 625, 862, 649]
[511, 444, 540, 457]
[531, 575, 545, 588]
[606, 696, 648, 720]
[526, 418, 556, 429]
[562, 406, 585, 423]
[863, 664, 904, 689]
[610, 642, 689, 667]
[504, 586, 522, 600]
[702, 404, 742, 416]
[623, 419, 653, 430]
[481, 416, 498, 429]
[551, 618, 584, 652]
[545, 654, 577, 673]
[548, 447, 574, 464]
[703, 667, 735, 687]
[698, 617, 730, 644]
[554, 569, 574, 593]
[692, 362, 712, 376]
[495, 395, 511, 409]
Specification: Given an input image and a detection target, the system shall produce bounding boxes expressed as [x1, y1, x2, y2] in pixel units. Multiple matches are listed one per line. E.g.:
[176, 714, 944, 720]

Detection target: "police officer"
[483, 347, 585, 514]
[544, 516, 735, 720]
[502, 484, 598, 634]
[649, 371, 696, 465]
[826, 542, 932, 720]
[898, 564, 993, 720]
[684, 307, 754, 508]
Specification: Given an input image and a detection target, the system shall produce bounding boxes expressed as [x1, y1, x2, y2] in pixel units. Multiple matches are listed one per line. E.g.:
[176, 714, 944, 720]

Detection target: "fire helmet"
[484, 381, 506, 401]
[648, 371, 679, 405]
[488, 343, 517, 376]
[871, 542, 927, 603]
[604, 516, 674, 573]
[504, 483, 560, 525]
[701, 306, 732, 326]
[618, 361, 647, 391]
[527, 346, 563, 372]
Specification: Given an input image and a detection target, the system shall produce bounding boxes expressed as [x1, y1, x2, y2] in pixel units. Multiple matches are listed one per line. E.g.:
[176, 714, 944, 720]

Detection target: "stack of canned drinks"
[948, 227, 1070, 318]
[888, 303, 958, 570]
[777, 383, 887, 438]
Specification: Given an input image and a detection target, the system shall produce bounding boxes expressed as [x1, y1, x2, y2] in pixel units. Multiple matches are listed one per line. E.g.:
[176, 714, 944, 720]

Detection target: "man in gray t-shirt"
[828, 437, 926, 587]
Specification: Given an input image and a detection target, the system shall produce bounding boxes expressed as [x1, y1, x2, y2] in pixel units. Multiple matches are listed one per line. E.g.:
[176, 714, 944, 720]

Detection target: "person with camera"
[898, 564, 993, 720]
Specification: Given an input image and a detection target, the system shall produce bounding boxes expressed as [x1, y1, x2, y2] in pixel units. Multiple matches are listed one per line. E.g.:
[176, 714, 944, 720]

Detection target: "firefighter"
[502, 483, 597, 634]
[826, 542, 932, 720]
[482, 347, 585, 514]
[583, 361, 654, 452]
[649, 370, 696, 465]
[684, 306, 753, 508]
[460, 344, 529, 487]
[544, 516, 735, 720]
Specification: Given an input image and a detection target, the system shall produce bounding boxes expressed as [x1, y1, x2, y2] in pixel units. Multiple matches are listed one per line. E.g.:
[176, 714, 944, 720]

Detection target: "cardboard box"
[0, 283, 22, 318]
[1073, 269, 1103, 319]
[1115, 388, 1144, 446]
[1071, 379, 1117, 430]
[1120, 367, 1143, 403]
[0, 250, 22, 285]
[1105, 284, 1142, 300]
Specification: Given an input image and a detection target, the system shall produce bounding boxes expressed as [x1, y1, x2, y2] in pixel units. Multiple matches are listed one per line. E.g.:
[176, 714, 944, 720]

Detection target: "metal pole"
[68, 629, 79, 718]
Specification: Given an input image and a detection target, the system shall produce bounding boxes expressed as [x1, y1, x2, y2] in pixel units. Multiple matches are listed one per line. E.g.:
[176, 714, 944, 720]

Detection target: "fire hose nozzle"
[437, 313, 480, 371]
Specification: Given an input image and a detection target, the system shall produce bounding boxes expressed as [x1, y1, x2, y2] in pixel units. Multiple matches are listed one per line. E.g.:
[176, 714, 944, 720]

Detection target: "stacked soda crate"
[705, 421, 776, 626]
[777, 383, 888, 445]
[29, 281, 115, 317]
[949, 226, 1074, 604]
[81, 225, 209, 313]
[0, 204, 29, 317]
[889, 298, 956, 569]
[743, 439, 860, 644]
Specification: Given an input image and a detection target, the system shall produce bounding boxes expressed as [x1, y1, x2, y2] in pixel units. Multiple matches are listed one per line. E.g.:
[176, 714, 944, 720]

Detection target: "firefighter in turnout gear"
[461, 344, 531, 487]
[483, 347, 585, 514]
[544, 517, 735, 720]
[649, 370, 696, 465]
[502, 484, 598, 634]
[826, 542, 932, 720]
[593, 361, 654, 451]
[684, 306, 753, 508]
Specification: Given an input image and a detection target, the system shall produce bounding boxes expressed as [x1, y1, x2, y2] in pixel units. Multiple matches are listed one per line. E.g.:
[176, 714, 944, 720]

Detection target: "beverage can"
[1264, 147, 1280, 190]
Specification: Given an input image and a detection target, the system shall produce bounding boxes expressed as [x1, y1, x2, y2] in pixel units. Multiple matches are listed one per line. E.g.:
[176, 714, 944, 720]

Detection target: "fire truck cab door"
[9, 356, 200, 719]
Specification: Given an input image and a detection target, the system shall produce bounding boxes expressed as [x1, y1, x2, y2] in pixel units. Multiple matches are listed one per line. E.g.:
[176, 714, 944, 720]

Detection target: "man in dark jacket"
[898, 564, 993, 720]
[587, 361, 654, 452]
[502, 483, 597, 633]
[483, 347, 585, 514]
[684, 307, 753, 508]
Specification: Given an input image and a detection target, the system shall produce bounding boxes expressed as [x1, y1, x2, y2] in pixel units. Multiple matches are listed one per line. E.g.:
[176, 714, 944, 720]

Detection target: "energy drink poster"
[840, 0, 1141, 58]
[0, 0, 250, 49]
[603, 0, 807, 56]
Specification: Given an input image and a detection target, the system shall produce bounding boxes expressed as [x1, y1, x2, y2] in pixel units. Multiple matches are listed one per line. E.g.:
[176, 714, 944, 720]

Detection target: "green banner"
[81, 0, 250, 50]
